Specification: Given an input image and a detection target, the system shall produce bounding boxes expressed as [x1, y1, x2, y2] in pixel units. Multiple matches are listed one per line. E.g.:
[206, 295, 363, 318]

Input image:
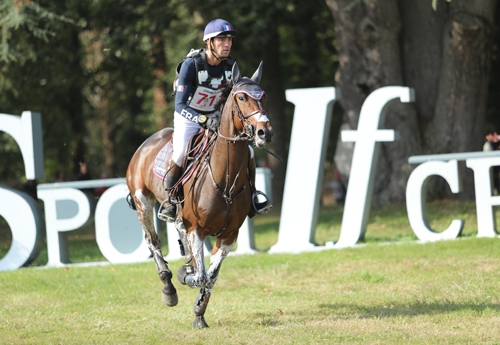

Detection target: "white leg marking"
[187, 230, 207, 287]
[206, 242, 235, 289]
[134, 190, 158, 252]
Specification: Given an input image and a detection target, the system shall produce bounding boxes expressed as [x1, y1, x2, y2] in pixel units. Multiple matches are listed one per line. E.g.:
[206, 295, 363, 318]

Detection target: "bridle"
[217, 80, 269, 143]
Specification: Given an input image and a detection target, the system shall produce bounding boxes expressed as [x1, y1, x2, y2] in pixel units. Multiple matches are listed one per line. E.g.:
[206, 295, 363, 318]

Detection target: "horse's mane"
[214, 84, 233, 112]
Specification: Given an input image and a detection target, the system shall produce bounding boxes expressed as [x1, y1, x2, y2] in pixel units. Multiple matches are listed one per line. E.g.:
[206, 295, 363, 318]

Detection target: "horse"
[125, 61, 273, 328]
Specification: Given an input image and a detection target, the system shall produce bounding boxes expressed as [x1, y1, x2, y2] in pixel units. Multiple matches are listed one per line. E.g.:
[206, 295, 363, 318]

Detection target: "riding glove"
[203, 112, 221, 132]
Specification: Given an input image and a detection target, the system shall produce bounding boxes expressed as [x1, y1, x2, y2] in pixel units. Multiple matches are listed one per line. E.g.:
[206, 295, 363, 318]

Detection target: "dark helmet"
[203, 19, 237, 41]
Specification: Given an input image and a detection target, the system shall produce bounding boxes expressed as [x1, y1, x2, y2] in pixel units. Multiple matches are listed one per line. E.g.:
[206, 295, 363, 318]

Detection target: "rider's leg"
[247, 147, 272, 219]
[160, 112, 201, 222]
[160, 160, 182, 222]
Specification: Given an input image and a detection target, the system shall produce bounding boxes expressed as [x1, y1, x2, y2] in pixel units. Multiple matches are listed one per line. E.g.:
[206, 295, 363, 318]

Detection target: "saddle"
[153, 128, 213, 187]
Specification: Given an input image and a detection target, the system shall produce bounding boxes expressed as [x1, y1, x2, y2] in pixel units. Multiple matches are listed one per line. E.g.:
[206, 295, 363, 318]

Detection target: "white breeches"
[172, 112, 202, 166]
[171, 111, 255, 166]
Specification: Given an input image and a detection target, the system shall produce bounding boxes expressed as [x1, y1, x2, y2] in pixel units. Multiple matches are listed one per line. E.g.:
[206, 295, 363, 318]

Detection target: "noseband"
[217, 80, 269, 143]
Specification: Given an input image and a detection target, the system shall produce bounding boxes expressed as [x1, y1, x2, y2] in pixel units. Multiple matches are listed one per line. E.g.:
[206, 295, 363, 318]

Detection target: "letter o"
[0, 185, 43, 271]
[95, 184, 150, 263]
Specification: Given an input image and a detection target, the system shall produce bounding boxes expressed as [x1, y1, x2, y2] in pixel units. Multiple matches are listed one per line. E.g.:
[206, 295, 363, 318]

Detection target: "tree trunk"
[326, 0, 422, 205]
[66, 28, 87, 177]
[150, 34, 169, 130]
[425, 2, 496, 198]
[326, 0, 497, 203]
[262, 22, 289, 205]
[101, 100, 117, 177]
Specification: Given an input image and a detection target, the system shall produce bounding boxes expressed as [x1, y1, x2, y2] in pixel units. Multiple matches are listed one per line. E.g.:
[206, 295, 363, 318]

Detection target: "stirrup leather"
[251, 191, 272, 215]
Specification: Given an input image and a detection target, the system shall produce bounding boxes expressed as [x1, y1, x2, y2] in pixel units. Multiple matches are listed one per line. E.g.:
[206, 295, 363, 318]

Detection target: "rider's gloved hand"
[201, 111, 220, 132]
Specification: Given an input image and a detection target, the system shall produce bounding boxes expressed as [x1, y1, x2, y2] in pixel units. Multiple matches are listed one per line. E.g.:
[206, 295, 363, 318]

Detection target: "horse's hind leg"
[192, 239, 236, 329]
[175, 218, 192, 264]
[134, 190, 178, 307]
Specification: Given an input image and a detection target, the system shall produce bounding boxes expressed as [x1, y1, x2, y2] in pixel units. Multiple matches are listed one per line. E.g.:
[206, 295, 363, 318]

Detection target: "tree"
[0, 0, 187, 181]
[79, 0, 179, 177]
[0, 0, 87, 184]
[325, 0, 498, 204]
[1, 0, 339, 206]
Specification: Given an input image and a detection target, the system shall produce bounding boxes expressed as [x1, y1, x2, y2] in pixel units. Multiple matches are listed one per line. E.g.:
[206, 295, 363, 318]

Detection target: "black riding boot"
[248, 157, 273, 219]
[160, 162, 182, 223]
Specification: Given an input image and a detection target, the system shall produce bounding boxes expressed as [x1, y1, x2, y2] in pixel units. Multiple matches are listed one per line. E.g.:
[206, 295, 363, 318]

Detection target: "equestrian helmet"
[203, 19, 237, 41]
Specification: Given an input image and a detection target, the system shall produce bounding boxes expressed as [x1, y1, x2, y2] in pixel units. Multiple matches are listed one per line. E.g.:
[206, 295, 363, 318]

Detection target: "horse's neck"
[210, 103, 249, 181]
[219, 97, 239, 138]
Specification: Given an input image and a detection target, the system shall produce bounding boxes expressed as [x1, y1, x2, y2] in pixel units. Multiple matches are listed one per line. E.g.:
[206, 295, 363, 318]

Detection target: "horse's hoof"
[162, 284, 178, 307]
[192, 316, 209, 329]
[162, 291, 178, 307]
[177, 265, 195, 285]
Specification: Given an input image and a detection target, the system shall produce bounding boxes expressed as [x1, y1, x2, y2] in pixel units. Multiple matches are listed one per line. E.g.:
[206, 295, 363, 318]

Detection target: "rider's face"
[210, 37, 232, 58]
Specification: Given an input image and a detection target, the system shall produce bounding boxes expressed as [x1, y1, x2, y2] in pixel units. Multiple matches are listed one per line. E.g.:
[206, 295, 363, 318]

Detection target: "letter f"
[336, 87, 415, 248]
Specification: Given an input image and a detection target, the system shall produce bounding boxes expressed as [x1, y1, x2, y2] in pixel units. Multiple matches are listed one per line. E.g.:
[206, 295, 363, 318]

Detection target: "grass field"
[1, 200, 500, 344]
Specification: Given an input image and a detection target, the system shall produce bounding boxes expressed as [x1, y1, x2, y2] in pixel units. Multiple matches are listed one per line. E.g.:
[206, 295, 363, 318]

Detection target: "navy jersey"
[175, 57, 228, 123]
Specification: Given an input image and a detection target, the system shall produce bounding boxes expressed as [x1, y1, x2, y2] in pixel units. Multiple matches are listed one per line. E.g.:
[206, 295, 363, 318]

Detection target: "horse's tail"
[126, 193, 137, 210]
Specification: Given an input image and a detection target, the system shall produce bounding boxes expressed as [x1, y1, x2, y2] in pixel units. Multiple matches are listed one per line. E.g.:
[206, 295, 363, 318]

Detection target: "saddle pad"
[153, 141, 173, 180]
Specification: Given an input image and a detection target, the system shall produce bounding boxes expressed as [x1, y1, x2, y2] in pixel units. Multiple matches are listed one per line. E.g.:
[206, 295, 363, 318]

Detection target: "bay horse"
[126, 61, 273, 328]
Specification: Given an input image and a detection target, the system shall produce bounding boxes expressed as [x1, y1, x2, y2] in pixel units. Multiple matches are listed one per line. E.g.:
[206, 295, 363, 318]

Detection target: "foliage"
[0, 0, 73, 65]
[0, 0, 337, 188]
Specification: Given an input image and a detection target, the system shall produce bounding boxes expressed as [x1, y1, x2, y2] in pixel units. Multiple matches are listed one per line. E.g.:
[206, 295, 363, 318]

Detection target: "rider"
[160, 18, 272, 222]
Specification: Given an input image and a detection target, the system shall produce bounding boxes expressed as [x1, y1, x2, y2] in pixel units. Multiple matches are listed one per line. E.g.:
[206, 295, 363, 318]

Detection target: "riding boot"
[160, 161, 182, 222]
[247, 156, 273, 219]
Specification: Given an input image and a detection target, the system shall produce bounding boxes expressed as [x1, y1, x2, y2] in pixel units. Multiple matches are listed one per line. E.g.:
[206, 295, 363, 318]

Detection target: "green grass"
[1, 200, 500, 344]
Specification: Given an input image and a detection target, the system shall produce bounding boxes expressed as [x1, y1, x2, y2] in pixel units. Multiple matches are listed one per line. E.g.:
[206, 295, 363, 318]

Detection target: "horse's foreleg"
[192, 287, 212, 328]
[178, 228, 207, 289]
[135, 191, 178, 307]
[191, 240, 235, 329]
[206, 241, 235, 288]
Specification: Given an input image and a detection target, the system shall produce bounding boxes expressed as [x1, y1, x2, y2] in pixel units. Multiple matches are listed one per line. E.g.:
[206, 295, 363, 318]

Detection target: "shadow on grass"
[319, 301, 500, 318]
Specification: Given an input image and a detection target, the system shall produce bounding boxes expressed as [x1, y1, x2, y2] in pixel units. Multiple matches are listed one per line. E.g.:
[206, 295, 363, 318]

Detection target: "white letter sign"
[270, 87, 338, 253]
[0, 185, 43, 270]
[336, 87, 414, 248]
[466, 157, 500, 237]
[0, 111, 44, 271]
[406, 160, 464, 242]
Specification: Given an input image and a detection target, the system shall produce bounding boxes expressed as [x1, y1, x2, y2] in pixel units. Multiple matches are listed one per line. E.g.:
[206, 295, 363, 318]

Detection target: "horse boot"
[247, 157, 273, 219]
[159, 161, 182, 223]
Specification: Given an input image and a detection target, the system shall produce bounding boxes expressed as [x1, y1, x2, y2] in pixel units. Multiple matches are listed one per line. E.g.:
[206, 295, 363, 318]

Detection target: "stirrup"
[252, 191, 273, 215]
[158, 198, 176, 223]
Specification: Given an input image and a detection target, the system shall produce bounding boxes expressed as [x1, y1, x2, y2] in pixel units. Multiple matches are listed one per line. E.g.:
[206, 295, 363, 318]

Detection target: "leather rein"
[205, 81, 269, 236]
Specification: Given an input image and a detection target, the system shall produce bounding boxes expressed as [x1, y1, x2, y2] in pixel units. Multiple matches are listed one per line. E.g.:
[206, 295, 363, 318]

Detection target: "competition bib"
[189, 86, 224, 112]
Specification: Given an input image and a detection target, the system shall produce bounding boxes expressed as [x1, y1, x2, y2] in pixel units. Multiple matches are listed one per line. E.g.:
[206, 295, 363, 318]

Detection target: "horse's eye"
[238, 95, 245, 101]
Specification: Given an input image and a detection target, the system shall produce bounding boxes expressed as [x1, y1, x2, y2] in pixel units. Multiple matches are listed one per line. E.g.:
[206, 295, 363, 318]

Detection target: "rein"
[205, 81, 268, 236]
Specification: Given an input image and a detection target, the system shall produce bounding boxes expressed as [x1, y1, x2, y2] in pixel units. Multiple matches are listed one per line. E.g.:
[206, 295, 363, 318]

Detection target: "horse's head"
[228, 62, 274, 148]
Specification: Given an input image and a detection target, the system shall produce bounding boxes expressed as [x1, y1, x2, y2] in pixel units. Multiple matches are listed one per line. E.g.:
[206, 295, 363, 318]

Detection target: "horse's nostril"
[257, 128, 273, 143]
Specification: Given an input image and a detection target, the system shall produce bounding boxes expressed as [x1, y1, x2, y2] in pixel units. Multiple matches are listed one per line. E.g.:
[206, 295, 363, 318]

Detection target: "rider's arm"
[175, 58, 202, 124]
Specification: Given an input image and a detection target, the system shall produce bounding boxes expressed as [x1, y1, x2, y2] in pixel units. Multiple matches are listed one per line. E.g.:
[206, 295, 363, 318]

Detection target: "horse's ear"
[250, 61, 263, 84]
[232, 62, 241, 85]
